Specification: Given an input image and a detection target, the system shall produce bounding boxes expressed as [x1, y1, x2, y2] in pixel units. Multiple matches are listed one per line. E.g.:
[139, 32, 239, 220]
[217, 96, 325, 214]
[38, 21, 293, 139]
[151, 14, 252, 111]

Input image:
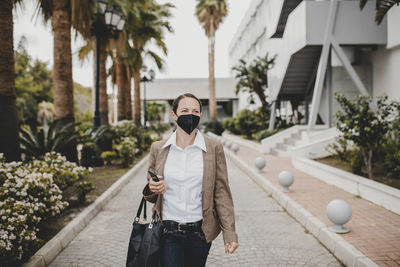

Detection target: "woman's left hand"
[225, 241, 239, 255]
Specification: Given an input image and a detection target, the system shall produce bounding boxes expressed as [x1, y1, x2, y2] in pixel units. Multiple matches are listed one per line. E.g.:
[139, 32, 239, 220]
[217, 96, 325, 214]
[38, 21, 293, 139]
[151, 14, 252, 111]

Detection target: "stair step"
[270, 148, 279, 156]
[283, 137, 297, 146]
[270, 147, 289, 157]
[290, 133, 301, 140]
[276, 143, 288, 151]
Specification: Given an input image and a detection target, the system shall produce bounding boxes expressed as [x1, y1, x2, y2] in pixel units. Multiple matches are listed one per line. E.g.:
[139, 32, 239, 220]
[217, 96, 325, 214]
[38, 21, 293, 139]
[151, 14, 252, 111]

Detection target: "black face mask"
[175, 113, 200, 135]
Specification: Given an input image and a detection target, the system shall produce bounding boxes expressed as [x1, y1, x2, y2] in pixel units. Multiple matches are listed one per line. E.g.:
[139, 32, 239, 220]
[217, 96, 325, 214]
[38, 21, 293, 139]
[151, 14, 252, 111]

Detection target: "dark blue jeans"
[161, 229, 212, 267]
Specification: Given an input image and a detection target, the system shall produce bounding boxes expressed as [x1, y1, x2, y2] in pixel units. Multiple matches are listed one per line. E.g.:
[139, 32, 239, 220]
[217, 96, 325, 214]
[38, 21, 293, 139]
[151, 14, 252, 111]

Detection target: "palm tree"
[79, 36, 110, 125]
[35, 0, 94, 162]
[124, 0, 173, 126]
[113, 43, 132, 121]
[0, 0, 21, 162]
[360, 0, 400, 24]
[195, 0, 228, 121]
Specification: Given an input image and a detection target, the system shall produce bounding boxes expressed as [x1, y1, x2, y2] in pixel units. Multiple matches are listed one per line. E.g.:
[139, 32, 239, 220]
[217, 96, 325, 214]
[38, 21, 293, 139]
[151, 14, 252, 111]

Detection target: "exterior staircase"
[263, 125, 340, 158]
[270, 128, 305, 157]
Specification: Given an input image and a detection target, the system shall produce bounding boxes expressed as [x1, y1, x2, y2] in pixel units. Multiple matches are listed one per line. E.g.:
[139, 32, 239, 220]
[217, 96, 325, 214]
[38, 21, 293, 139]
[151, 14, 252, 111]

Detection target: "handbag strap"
[135, 197, 147, 222]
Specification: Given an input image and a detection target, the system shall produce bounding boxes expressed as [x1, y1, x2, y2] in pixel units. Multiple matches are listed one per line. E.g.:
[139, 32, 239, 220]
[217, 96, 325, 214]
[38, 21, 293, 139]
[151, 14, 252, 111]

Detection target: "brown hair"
[172, 93, 203, 114]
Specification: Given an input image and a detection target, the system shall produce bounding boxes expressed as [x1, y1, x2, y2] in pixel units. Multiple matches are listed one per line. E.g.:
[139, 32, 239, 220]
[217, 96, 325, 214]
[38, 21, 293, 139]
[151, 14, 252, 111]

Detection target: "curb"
[23, 154, 150, 267]
[225, 149, 378, 267]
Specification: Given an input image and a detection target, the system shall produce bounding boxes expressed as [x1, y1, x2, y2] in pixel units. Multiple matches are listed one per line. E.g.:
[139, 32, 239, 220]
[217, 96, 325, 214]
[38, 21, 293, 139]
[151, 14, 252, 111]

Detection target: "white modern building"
[229, 0, 400, 157]
[141, 78, 239, 123]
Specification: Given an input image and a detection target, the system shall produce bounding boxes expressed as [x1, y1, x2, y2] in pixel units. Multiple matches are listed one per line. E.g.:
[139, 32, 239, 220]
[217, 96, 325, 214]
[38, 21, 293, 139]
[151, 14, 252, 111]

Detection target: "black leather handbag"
[126, 196, 165, 267]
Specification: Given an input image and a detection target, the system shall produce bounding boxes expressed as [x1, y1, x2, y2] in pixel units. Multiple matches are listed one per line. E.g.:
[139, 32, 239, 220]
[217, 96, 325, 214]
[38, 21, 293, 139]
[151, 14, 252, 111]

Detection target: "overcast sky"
[13, 0, 250, 88]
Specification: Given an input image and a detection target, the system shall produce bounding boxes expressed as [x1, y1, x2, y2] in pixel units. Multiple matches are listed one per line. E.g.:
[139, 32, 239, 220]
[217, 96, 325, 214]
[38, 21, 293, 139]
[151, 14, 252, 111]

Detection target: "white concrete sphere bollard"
[231, 144, 239, 154]
[254, 157, 266, 173]
[278, 171, 294, 193]
[326, 199, 352, 234]
[226, 141, 232, 149]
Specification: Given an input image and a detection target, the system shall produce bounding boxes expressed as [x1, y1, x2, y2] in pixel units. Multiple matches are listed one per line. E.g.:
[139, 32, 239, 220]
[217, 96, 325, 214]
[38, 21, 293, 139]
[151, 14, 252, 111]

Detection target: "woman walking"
[143, 93, 238, 267]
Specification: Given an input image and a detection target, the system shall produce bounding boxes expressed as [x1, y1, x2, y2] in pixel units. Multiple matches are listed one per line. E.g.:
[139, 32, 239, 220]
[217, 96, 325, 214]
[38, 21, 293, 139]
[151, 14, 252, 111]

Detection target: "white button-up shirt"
[161, 129, 206, 223]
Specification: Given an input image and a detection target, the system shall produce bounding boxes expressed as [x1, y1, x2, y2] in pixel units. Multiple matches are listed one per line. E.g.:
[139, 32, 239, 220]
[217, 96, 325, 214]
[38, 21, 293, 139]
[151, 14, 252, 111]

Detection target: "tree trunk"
[133, 69, 142, 126]
[0, 0, 20, 162]
[367, 149, 373, 179]
[253, 82, 268, 109]
[52, 0, 77, 162]
[208, 31, 217, 121]
[116, 53, 126, 121]
[98, 37, 108, 125]
[361, 147, 374, 179]
[125, 65, 132, 121]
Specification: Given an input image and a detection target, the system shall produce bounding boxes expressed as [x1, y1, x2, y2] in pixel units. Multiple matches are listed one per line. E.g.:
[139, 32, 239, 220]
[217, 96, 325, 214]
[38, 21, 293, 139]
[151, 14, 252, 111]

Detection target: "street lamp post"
[141, 69, 155, 129]
[89, 0, 124, 167]
[92, 0, 125, 131]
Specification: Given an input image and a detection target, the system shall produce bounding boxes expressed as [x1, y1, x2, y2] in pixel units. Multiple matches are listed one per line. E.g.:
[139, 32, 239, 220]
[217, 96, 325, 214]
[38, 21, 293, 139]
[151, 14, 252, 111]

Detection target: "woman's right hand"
[149, 175, 166, 194]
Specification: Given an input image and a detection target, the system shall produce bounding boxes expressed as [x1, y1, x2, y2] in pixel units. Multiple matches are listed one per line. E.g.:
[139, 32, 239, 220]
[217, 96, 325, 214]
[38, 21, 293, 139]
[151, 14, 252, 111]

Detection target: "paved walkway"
[49, 156, 340, 266]
[229, 141, 400, 267]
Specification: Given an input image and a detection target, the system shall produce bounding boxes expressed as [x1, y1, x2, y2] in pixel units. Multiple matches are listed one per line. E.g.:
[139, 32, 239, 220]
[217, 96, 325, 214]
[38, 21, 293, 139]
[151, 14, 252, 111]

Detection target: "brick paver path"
[231, 142, 400, 267]
[49, 154, 340, 266]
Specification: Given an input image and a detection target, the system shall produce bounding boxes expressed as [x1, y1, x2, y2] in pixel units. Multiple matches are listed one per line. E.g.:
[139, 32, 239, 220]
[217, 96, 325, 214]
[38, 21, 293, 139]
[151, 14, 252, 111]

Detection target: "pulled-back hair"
[172, 93, 203, 114]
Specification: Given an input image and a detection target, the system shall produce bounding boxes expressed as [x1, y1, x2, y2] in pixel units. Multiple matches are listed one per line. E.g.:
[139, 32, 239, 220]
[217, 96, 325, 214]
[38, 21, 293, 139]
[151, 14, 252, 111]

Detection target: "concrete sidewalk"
[228, 142, 400, 266]
[48, 155, 341, 266]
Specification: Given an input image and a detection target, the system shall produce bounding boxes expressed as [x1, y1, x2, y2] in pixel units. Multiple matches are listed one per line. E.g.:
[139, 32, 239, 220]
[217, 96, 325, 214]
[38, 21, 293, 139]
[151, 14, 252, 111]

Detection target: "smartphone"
[148, 170, 160, 182]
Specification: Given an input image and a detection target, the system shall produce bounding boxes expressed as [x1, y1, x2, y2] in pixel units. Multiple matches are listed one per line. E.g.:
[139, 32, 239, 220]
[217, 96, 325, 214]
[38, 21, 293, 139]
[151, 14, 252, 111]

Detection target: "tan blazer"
[142, 133, 238, 244]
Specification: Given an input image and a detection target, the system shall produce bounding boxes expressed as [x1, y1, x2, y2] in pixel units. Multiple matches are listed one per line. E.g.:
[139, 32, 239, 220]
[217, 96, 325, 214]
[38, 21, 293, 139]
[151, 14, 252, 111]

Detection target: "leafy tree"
[382, 102, 400, 178]
[196, 0, 228, 121]
[14, 39, 53, 129]
[334, 93, 396, 179]
[360, 0, 400, 24]
[232, 53, 276, 117]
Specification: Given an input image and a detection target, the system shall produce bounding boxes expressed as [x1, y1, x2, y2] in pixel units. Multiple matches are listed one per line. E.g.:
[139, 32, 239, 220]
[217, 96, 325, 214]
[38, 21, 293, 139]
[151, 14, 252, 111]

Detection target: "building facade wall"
[229, 0, 398, 126]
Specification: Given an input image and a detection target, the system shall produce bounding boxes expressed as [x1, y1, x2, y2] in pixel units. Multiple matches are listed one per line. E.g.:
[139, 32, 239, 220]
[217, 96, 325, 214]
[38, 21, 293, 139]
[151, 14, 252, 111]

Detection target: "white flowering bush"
[0, 152, 92, 265]
[29, 152, 92, 190]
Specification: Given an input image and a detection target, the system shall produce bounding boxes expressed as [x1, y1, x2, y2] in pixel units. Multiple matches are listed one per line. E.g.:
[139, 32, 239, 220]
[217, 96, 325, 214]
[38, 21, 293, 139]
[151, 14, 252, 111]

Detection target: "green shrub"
[101, 151, 117, 165]
[115, 137, 136, 168]
[150, 123, 170, 137]
[384, 147, 400, 178]
[80, 143, 94, 167]
[327, 137, 350, 162]
[222, 118, 240, 135]
[19, 121, 80, 161]
[349, 148, 365, 175]
[234, 109, 261, 138]
[112, 121, 153, 156]
[74, 180, 96, 202]
[254, 129, 277, 142]
[204, 120, 224, 135]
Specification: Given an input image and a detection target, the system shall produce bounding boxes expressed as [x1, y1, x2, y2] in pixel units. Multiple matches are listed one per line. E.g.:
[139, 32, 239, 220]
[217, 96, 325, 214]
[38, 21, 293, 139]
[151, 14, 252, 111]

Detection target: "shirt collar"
[162, 129, 207, 152]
